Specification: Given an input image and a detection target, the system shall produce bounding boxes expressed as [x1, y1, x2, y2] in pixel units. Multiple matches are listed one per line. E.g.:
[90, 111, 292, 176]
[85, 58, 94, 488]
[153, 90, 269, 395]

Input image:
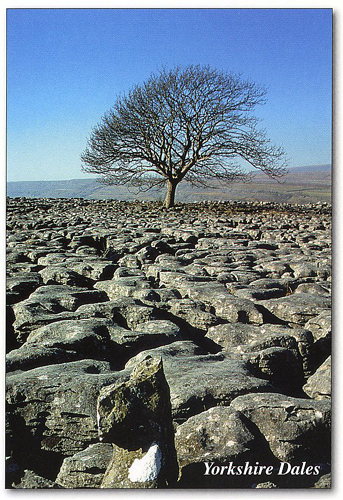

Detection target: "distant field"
[179, 182, 331, 205]
[7, 164, 331, 205]
[178, 166, 331, 204]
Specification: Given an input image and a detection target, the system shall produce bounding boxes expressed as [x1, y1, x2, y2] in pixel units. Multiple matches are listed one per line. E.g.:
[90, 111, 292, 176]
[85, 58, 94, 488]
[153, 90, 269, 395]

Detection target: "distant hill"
[7, 164, 331, 205]
[7, 178, 108, 200]
[284, 164, 331, 173]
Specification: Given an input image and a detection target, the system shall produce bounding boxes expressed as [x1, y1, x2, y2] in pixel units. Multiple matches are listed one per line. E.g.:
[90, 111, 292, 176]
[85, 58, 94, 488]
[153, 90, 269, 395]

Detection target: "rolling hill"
[7, 164, 331, 205]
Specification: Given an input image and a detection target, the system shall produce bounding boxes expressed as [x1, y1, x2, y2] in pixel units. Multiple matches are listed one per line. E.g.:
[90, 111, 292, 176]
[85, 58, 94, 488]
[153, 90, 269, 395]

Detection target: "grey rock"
[212, 296, 264, 324]
[69, 234, 100, 250]
[175, 407, 258, 487]
[112, 266, 146, 278]
[6, 344, 85, 372]
[158, 271, 214, 295]
[230, 392, 331, 463]
[118, 253, 141, 268]
[69, 259, 117, 281]
[75, 245, 100, 256]
[254, 481, 278, 488]
[6, 272, 43, 305]
[135, 319, 181, 337]
[187, 285, 264, 324]
[12, 285, 108, 342]
[127, 340, 208, 361]
[56, 443, 113, 488]
[37, 252, 74, 265]
[259, 324, 314, 376]
[206, 322, 314, 380]
[6, 249, 31, 264]
[39, 264, 94, 288]
[6, 318, 120, 372]
[248, 277, 295, 291]
[289, 262, 318, 279]
[125, 346, 273, 422]
[206, 323, 302, 354]
[305, 310, 331, 342]
[312, 473, 331, 488]
[75, 297, 158, 330]
[151, 287, 182, 304]
[305, 311, 331, 371]
[295, 282, 331, 296]
[303, 356, 331, 399]
[224, 269, 263, 285]
[25, 317, 111, 345]
[256, 259, 292, 278]
[6, 359, 130, 466]
[245, 346, 304, 392]
[12, 469, 58, 489]
[26, 284, 108, 311]
[94, 275, 153, 300]
[259, 293, 331, 326]
[107, 320, 182, 355]
[166, 298, 218, 331]
[229, 286, 286, 301]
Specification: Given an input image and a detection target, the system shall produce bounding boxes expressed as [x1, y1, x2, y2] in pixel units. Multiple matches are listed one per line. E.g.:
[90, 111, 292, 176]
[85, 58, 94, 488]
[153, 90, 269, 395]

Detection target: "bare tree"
[81, 65, 287, 208]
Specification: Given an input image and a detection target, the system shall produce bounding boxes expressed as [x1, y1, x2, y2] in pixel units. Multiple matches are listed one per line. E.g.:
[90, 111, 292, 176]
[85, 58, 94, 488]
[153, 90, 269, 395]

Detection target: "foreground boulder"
[97, 356, 178, 488]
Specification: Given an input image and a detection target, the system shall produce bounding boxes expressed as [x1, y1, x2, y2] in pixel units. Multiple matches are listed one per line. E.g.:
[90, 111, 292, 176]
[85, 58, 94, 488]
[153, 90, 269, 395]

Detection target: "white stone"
[128, 443, 162, 483]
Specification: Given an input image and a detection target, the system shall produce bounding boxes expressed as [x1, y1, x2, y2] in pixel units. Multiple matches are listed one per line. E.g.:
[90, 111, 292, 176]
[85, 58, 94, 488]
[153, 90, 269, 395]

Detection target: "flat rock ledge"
[6, 198, 331, 489]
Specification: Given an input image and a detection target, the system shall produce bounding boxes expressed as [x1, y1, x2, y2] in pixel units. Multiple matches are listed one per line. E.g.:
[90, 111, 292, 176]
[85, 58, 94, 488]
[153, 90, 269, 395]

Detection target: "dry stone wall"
[6, 197, 331, 489]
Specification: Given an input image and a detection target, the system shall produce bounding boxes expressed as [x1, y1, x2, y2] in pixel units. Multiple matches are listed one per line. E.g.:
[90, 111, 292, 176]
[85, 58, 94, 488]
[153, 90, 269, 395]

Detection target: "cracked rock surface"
[6, 198, 331, 488]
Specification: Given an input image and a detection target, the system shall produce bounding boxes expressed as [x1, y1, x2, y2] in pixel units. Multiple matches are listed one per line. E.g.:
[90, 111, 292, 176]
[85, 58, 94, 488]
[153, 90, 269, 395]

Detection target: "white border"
[1, 2, 340, 498]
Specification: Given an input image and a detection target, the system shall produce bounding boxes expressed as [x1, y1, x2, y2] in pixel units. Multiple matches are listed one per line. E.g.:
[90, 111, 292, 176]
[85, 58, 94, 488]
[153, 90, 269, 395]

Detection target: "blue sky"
[6, 7, 332, 182]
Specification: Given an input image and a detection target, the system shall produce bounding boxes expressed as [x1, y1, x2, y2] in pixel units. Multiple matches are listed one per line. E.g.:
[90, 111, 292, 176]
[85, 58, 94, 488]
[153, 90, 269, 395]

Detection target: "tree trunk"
[165, 180, 177, 209]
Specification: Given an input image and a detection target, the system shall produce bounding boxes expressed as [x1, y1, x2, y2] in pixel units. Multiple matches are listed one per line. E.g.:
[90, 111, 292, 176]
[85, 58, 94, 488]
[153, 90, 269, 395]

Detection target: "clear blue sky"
[6, 8, 332, 182]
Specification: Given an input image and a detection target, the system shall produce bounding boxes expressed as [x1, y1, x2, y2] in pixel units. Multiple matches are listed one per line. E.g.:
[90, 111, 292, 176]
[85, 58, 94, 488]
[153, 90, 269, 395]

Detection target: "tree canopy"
[81, 65, 287, 208]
